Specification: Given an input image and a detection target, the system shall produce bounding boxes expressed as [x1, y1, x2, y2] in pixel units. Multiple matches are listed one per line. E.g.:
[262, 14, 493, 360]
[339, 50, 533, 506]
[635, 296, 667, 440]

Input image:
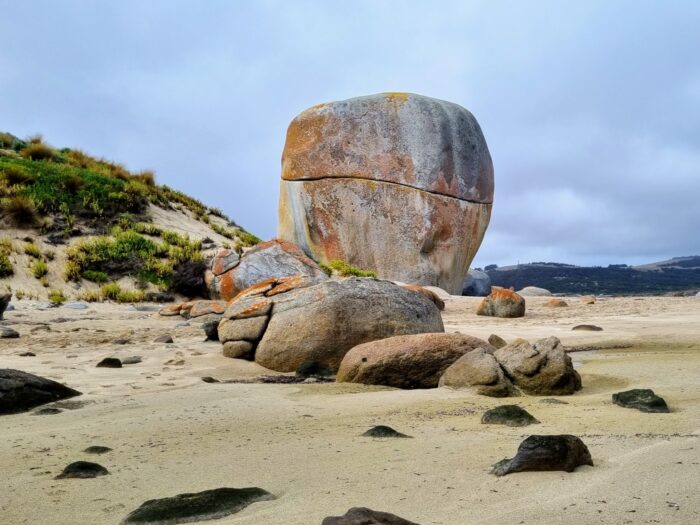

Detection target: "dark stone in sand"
[201, 376, 220, 383]
[1, 326, 19, 338]
[120, 487, 275, 524]
[32, 407, 62, 415]
[0, 293, 11, 320]
[362, 425, 411, 438]
[0, 369, 81, 414]
[84, 446, 112, 454]
[96, 357, 122, 368]
[481, 405, 539, 427]
[296, 360, 334, 378]
[539, 398, 569, 405]
[154, 334, 174, 344]
[112, 337, 131, 345]
[491, 435, 593, 476]
[322, 507, 420, 525]
[19, 352, 36, 357]
[122, 356, 143, 365]
[612, 389, 669, 413]
[202, 319, 220, 341]
[56, 461, 109, 479]
[572, 324, 603, 331]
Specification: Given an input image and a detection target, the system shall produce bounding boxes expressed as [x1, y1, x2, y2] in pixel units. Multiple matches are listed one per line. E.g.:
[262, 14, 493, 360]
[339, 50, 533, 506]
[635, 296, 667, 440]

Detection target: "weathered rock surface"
[477, 288, 525, 318]
[322, 507, 420, 525]
[362, 425, 411, 438]
[120, 487, 275, 525]
[222, 341, 254, 359]
[401, 284, 445, 310]
[278, 93, 493, 295]
[580, 295, 596, 305]
[208, 240, 328, 301]
[487, 334, 507, 349]
[188, 300, 227, 319]
[96, 357, 122, 368]
[0, 293, 11, 319]
[494, 337, 582, 395]
[517, 286, 552, 297]
[56, 461, 109, 479]
[153, 334, 174, 344]
[439, 347, 517, 397]
[0, 326, 19, 338]
[462, 269, 492, 296]
[481, 405, 539, 426]
[612, 389, 670, 413]
[337, 333, 487, 389]
[491, 435, 593, 476]
[0, 369, 81, 414]
[222, 278, 443, 372]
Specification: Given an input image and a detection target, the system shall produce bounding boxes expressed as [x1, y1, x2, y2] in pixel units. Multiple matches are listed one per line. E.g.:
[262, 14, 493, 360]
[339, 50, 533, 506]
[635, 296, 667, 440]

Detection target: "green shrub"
[319, 259, 377, 278]
[100, 282, 121, 300]
[0, 254, 12, 277]
[115, 289, 145, 303]
[1, 195, 38, 226]
[238, 230, 261, 247]
[31, 259, 49, 279]
[48, 289, 66, 305]
[0, 237, 12, 254]
[82, 269, 108, 283]
[23, 242, 41, 258]
[1, 165, 34, 186]
[77, 289, 102, 302]
[39, 276, 49, 287]
[43, 250, 55, 261]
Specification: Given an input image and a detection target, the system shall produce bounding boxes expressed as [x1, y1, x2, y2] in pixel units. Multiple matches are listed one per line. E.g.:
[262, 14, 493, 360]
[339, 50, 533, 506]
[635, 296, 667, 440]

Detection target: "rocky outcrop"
[476, 288, 526, 318]
[220, 278, 444, 372]
[462, 269, 491, 296]
[278, 93, 493, 295]
[0, 369, 81, 414]
[322, 507, 420, 525]
[438, 347, 518, 397]
[337, 333, 488, 389]
[517, 286, 552, 297]
[494, 337, 581, 395]
[491, 435, 593, 476]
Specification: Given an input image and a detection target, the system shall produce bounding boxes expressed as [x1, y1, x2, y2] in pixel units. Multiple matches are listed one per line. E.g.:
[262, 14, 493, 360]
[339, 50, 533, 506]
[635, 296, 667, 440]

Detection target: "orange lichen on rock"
[401, 284, 445, 311]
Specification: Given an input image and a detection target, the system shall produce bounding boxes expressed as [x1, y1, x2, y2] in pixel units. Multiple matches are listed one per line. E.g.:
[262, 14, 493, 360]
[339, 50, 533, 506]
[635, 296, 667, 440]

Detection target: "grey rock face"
[516, 286, 552, 297]
[491, 435, 593, 476]
[462, 269, 491, 296]
[322, 507, 421, 525]
[0, 369, 81, 414]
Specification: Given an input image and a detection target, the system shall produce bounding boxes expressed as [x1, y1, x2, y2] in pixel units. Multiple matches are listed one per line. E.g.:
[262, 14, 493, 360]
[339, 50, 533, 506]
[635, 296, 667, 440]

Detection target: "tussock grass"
[319, 259, 377, 278]
[31, 259, 48, 279]
[1, 195, 38, 226]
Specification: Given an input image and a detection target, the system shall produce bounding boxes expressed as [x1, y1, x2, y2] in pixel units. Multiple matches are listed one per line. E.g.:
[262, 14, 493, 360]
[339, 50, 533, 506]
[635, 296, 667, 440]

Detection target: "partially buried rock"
[1, 326, 19, 339]
[202, 318, 220, 341]
[201, 376, 220, 383]
[120, 487, 275, 525]
[32, 407, 62, 415]
[491, 435, 593, 476]
[296, 360, 334, 378]
[362, 425, 411, 438]
[338, 333, 491, 389]
[0, 369, 81, 414]
[494, 337, 582, 396]
[516, 286, 551, 297]
[96, 357, 122, 368]
[487, 334, 507, 349]
[481, 405, 539, 427]
[545, 298, 568, 307]
[580, 295, 596, 305]
[19, 351, 35, 357]
[0, 292, 11, 320]
[122, 356, 142, 365]
[572, 324, 602, 331]
[612, 389, 669, 413]
[222, 341, 254, 359]
[153, 334, 174, 344]
[438, 347, 518, 397]
[112, 337, 131, 345]
[322, 507, 420, 525]
[56, 461, 109, 479]
[476, 288, 525, 318]
[84, 446, 112, 454]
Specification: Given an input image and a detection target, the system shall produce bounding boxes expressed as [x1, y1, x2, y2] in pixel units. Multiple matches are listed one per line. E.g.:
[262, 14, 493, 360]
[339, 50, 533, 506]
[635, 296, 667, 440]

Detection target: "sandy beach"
[1, 295, 699, 524]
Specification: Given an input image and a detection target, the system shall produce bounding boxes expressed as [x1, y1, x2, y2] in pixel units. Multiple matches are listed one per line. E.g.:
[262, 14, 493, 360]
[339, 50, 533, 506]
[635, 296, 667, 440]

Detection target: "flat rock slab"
[0, 369, 81, 414]
[361, 425, 411, 438]
[491, 435, 593, 476]
[481, 405, 539, 427]
[120, 487, 275, 525]
[572, 324, 603, 331]
[56, 461, 109, 479]
[322, 506, 421, 525]
[612, 389, 669, 413]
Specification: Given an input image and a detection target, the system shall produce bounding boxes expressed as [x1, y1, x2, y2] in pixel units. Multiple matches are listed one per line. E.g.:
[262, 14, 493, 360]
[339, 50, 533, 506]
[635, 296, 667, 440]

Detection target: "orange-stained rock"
[179, 301, 197, 317]
[477, 289, 526, 318]
[401, 284, 445, 311]
[278, 93, 493, 294]
[159, 304, 182, 316]
[545, 298, 568, 308]
[188, 300, 227, 318]
[211, 249, 240, 276]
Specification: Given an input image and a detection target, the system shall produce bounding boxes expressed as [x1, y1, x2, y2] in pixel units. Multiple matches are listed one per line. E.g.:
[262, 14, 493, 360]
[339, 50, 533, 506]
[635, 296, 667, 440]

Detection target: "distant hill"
[0, 131, 260, 302]
[484, 257, 700, 295]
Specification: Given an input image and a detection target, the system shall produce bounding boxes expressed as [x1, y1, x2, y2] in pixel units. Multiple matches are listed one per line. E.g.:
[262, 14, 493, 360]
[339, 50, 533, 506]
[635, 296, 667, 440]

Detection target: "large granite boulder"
[1, 369, 81, 414]
[206, 240, 328, 301]
[462, 269, 491, 296]
[439, 347, 518, 397]
[494, 337, 582, 395]
[336, 333, 488, 389]
[476, 288, 526, 318]
[278, 92, 494, 295]
[220, 277, 444, 372]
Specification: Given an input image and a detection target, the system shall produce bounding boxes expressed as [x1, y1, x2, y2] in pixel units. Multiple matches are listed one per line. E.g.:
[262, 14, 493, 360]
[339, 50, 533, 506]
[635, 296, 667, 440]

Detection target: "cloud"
[1, 1, 698, 266]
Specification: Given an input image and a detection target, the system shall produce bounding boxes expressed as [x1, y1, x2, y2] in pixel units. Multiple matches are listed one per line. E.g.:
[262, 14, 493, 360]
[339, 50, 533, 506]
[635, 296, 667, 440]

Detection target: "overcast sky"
[2, 1, 698, 267]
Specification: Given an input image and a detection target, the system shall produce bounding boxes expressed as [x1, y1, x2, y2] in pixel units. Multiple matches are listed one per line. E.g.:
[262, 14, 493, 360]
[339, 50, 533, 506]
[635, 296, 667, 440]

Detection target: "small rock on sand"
[0, 326, 20, 339]
[153, 334, 174, 344]
[322, 507, 420, 525]
[0, 369, 81, 415]
[491, 435, 593, 476]
[122, 356, 142, 365]
[481, 405, 539, 427]
[84, 446, 113, 454]
[55, 461, 109, 479]
[572, 324, 603, 331]
[96, 357, 122, 368]
[361, 425, 411, 438]
[487, 334, 507, 349]
[612, 389, 670, 413]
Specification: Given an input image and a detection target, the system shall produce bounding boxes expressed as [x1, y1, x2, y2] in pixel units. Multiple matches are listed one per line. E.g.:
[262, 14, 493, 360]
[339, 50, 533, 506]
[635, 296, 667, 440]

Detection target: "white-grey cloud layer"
[2, 0, 698, 267]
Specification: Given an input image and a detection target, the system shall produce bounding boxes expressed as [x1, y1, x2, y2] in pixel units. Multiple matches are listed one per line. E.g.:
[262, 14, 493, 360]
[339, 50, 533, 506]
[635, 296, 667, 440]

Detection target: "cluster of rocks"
[337, 334, 581, 398]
